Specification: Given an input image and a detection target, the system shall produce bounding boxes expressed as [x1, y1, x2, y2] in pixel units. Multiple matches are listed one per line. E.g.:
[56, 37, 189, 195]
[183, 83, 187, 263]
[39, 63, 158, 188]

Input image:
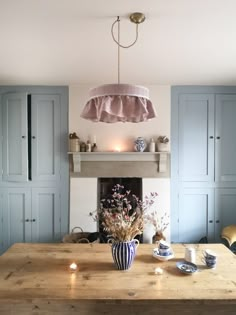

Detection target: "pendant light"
[81, 13, 157, 123]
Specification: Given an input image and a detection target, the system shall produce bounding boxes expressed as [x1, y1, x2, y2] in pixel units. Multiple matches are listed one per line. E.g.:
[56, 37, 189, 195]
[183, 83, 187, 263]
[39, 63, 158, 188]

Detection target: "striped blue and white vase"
[108, 239, 139, 270]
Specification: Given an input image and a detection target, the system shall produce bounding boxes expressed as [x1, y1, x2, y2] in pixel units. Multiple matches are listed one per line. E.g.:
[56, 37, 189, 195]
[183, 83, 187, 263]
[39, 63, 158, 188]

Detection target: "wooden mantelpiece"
[0, 243, 236, 314]
[68, 152, 169, 173]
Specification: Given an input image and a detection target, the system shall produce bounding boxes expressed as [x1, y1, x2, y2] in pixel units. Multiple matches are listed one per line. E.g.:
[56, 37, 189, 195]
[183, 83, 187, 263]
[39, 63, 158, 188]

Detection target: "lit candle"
[154, 267, 163, 275]
[114, 146, 121, 152]
[69, 262, 78, 272]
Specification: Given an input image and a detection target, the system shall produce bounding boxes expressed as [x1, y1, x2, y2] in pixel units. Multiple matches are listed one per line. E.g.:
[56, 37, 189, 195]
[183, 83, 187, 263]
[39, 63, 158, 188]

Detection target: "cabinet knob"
[32, 136, 36, 139]
[216, 136, 220, 139]
[25, 219, 30, 222]
[209, 220, 213, 223]
[31, 219, 36, 222]
[209, 136, 214, 139]
[216, 220, 220, 223]
[22, 136, 26, 139]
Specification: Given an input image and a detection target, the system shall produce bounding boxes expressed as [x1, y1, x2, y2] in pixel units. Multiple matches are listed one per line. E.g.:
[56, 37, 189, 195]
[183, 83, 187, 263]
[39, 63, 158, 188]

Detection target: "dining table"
[0, 242, 236, 314]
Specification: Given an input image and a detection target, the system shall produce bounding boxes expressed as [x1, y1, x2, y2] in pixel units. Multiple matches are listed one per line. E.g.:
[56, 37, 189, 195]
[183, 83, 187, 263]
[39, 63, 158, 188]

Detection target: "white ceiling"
[1, 0, 236, 86]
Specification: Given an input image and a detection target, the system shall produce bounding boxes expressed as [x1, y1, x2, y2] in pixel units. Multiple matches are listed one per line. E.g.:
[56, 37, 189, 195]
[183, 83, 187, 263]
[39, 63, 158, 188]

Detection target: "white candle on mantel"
[69, 262, 78, 271]
[93, 135, 96, 144]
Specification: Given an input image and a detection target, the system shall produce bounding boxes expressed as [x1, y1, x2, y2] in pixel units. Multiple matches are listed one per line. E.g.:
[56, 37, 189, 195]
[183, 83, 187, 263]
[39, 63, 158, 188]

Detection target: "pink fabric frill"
[80, 84, 157, 123]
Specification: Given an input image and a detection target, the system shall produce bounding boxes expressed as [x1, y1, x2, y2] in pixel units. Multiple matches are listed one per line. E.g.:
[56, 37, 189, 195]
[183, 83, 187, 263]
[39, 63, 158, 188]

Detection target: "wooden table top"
[0, 243, 236, 303]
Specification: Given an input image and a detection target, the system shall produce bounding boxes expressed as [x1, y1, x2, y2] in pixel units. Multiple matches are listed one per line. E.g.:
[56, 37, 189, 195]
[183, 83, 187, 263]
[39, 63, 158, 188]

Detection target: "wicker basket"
[62, 227, 90, 243]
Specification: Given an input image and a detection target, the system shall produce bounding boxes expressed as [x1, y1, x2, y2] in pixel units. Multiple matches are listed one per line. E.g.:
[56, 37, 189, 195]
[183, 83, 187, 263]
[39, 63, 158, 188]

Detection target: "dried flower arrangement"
[89, 184, 158, 242]
[158, 136, 169, 144]
[144, 210, 170, 242]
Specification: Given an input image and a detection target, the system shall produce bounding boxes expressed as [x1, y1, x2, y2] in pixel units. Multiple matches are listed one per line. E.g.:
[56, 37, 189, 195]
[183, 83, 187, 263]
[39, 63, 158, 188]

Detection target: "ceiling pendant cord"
[111, 16, 139, 49]
[118, 16, 120, 84]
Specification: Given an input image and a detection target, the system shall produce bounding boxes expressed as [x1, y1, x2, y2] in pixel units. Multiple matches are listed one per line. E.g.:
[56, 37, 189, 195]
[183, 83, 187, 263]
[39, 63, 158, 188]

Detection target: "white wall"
[69, 178, 97, 232]
[68, 84, 171, 239]
[142, 178, 170, 243]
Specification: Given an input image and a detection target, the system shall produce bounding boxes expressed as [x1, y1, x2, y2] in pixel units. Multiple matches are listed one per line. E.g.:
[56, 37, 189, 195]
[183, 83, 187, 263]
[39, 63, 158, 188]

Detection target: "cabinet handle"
[209, 220, 213, 223]
[216, 220, 220, 223]
[209, 136, 214, 139]
[25, 219, 30, 222]
[216, 136, 220, 139]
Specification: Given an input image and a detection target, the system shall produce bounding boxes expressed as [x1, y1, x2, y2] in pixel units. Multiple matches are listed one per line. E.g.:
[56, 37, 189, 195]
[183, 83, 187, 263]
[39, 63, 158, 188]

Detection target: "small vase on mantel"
[134, 137, 146, 152]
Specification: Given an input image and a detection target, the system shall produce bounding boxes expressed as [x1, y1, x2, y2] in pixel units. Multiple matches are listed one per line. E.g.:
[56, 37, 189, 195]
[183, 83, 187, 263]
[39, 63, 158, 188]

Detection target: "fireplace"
[69, 177, 170, 243]
[98, 178, 143, 242]
[99, 177, 142, 202]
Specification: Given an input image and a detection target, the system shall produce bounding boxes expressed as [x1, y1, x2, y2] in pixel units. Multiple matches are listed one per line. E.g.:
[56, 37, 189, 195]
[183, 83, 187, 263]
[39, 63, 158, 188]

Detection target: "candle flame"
[70, 262, 77, 271]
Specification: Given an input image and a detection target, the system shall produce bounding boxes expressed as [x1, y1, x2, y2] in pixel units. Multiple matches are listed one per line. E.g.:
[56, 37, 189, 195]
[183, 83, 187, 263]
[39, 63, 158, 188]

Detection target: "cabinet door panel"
[31, 188, 60, 242]
[178, 94, 214, 181]
[2, 93, 28, 181]
[0, 190, 3, 254]
[3, 188, 31, 250]
[215, 95, 236, 182]
[31, 95, 60, 181]
[178, 188, 214, 243]
[215, 189, 236, 242]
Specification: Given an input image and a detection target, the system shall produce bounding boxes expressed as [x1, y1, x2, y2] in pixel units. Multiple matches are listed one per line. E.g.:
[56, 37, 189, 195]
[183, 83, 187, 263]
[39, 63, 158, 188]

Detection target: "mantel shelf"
[68, 151, 169, 173]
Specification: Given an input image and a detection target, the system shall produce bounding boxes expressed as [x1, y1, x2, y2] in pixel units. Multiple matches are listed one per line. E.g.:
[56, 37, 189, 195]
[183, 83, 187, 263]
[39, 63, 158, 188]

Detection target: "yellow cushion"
[221, 225, 236, 246]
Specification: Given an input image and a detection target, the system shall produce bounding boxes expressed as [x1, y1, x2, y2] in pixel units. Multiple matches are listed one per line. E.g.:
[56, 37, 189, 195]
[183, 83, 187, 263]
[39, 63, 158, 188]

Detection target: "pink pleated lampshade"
[80, 84, 157, 123]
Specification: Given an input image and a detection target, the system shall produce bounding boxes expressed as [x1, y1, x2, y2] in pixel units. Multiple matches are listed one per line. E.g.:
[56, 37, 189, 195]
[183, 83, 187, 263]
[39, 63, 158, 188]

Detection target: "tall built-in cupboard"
[0, 86, 69, 254]
[171, 87, 236, 243]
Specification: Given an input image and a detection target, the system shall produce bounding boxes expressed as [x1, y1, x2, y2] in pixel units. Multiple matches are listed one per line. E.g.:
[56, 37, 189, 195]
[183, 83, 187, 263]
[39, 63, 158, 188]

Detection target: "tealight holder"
[69, 262, 78, 272]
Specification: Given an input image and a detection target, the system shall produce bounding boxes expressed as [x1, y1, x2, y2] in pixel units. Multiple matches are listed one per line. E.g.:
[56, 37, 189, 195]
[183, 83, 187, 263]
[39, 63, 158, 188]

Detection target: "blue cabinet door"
[178, 94, 215, 182]
[31, 94, 60, 182]
[215, 95, 236, 182]
[0, 190, 3, 254]
[2, 93, 28, 181]
[177, 188, 215, 243]
[3, 188, 31, 251]
[31, 188, 61, 242]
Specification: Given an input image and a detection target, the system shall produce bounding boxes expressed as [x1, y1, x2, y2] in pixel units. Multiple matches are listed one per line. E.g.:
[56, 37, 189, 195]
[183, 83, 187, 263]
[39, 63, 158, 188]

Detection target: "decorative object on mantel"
[89, 184, 158, 270]
[91, 135, 98, 152]
[86, 139, 92, 152]
[149, 138, 156, 152]
[80, 142, 86, 152]
[134, 137, 147, 152]
[80, 13, 157, 123]
[69, 132, 80, 152]
[157, 136, 170, 152]
[91, 143, 98, 152]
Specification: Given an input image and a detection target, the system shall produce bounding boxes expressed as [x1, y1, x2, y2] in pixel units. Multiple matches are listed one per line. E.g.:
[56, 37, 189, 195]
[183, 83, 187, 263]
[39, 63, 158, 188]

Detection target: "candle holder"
[69, 262, 78, 272]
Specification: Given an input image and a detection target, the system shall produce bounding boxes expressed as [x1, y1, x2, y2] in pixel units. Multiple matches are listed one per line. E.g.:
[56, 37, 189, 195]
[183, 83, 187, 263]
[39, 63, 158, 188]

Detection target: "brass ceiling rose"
[129, 12, 145, 24]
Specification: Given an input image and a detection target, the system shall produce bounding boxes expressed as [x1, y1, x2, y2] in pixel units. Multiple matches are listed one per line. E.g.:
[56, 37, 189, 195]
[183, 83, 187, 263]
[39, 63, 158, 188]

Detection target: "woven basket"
[62, 227, 90, 243]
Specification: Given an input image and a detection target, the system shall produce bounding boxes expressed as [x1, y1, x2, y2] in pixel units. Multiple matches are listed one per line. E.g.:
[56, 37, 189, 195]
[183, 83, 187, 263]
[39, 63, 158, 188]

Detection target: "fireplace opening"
[97, 177, 143, 243]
